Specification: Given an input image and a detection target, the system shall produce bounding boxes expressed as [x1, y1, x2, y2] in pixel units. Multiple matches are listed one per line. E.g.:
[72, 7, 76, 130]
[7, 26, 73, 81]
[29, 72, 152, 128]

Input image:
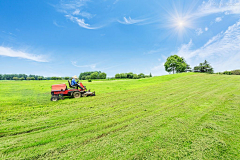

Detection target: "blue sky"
[0, 0, 240, 77]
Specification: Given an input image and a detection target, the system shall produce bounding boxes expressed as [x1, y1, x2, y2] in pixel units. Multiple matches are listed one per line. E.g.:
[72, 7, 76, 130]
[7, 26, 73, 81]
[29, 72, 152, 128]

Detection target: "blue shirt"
[71, 78, 77, 86]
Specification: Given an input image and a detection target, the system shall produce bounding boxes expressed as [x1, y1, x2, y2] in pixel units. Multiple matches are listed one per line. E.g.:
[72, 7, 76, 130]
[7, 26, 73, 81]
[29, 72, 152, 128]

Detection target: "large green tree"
[164, 55, 187, 74]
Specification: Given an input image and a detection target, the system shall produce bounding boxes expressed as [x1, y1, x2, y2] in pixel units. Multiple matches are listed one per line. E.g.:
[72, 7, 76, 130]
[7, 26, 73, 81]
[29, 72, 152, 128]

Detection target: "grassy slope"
[0, 73, 240, 159]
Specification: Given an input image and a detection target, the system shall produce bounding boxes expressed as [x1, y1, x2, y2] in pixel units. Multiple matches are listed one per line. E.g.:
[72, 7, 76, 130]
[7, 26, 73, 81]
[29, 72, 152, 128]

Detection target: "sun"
[178, 20, 185, 27]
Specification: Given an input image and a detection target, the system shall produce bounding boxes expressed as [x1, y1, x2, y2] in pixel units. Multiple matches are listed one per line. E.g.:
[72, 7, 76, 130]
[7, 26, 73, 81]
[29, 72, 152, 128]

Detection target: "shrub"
[13, 77, 19, 80]
[145, 75, 150, 78]
[88, 79, 92, 82]
[138, 73, 145, 78]
[223, 71, 232, 75]
[231, 70, 240, 75]
[115, 74, 121, 79]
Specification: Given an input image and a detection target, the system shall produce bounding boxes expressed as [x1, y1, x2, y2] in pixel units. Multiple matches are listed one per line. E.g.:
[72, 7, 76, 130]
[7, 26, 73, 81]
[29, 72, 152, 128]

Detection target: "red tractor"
[51, 80, 95, 101]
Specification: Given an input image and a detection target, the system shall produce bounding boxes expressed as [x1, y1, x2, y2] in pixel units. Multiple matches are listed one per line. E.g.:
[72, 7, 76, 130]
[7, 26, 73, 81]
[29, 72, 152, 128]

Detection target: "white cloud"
[71, 61, 96, 69]
[0, 46, 48, 62]
[195, 0, 240, 17]
[55, 0, 100, 29]
[118, 16, 146, 25]
[72, 9, 93, 19]
[151, 62, 168, 76]
[176, 20, 240, 72]
[215, 17, 222, 22]
[205, 27, 209, 31]
[65, 15, 99, 29]
[72, 9, 80, 15]
[53, 21, 64, 27]
[196, 28, 203, 35]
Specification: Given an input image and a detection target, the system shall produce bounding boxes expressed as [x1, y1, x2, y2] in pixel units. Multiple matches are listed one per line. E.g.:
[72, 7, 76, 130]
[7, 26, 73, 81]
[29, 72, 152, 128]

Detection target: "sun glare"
[178, 20, 185, 27]
[162, 1, 197, 40]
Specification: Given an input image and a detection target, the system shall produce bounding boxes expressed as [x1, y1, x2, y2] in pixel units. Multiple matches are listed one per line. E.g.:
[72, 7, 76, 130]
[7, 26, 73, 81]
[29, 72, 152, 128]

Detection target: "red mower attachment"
[51, 82, 95, 101]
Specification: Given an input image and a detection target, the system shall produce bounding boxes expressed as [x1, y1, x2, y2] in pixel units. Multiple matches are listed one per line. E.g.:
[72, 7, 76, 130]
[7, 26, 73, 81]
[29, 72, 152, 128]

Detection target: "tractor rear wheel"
[51, 96, 58, 101]
[73, 92, 81, 98]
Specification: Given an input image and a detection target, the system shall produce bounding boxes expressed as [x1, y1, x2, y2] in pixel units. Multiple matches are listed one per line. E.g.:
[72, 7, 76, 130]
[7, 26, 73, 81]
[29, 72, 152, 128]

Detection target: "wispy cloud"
[54, 0, 100, 29]
[118, 16, 146, 25]
[71, 61, 96, 69]
[0, 46, 48, 62]
[72, 9, 93, 19]
[175, 20, 240, 72]
[196, 28, 203, 35]
[205, 27, 209, 31]
[215, 17, 222, 22]
[65, 15, 100, 29]
[53, 21, 64, 27]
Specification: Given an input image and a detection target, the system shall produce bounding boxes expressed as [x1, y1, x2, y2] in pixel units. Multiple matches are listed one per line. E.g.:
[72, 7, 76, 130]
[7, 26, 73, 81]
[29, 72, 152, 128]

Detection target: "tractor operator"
[71, 75, 83, 89]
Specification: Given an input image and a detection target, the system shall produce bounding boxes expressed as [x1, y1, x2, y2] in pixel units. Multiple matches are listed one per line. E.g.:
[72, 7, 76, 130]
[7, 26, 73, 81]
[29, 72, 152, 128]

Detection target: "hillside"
[0, 73, 240, 159]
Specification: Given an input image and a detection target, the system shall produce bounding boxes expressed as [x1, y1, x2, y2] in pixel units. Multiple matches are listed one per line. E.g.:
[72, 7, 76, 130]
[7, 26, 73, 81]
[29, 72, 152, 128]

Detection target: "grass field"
[0, 73, 240, 159]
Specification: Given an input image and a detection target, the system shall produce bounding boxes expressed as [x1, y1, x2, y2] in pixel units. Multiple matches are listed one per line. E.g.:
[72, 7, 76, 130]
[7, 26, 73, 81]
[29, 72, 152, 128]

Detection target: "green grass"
[0, 73, 240, 159]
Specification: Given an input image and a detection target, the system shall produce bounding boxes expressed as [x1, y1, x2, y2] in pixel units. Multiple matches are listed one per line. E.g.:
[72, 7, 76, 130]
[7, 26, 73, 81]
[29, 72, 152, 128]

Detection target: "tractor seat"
[68, 80, 78, 89]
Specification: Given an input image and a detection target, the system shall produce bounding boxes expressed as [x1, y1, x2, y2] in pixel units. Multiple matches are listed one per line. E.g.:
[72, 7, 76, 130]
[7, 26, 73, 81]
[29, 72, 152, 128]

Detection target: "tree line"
[115, 72, 152, 79]
[0, 74, 74, 80]
[0, 74, 45, 80]
[79, 71, 107, 80]
[218, 70, 240, 75]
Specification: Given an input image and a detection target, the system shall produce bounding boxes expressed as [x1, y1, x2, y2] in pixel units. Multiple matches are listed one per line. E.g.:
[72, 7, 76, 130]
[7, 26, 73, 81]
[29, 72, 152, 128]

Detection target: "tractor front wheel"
[73, 92, 81, 98]
[51, 96, 58, 101]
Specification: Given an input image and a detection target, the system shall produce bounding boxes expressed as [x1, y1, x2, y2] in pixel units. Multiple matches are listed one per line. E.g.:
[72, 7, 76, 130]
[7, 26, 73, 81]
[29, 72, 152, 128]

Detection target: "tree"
[79, 71, 101, 80]
[26, 77, 31, 80]
[51, 77, 57, 80]
[90, 72, 98, 79]
[138, 73, 145, 78]
[133, 74, 139, 79]
[194, 60, 213, 73]
[164, 55, 187, 74]
[0, 74, 2, 80]
[64, 77, 70, 80]
[115, 73, 121, 79]
[31, 77, 35, 80]
[185, 65, 192, 72]
[20, 77, 25, 81]
[120, 73, 127, 78]
[99, 72, 107, 79]
[127, 72, 134, 79]
[13, 77, 19, 80]
[38, 77, 43, 80]
[150, 73, 152, 77]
